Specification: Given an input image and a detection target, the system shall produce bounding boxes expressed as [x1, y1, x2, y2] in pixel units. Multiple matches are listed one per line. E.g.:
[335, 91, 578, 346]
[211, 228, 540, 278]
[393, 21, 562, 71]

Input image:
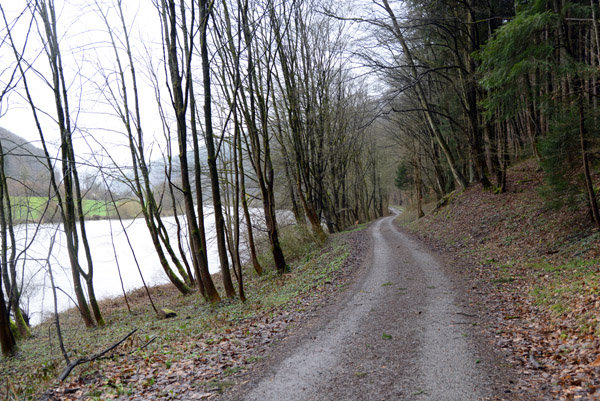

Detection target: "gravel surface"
[220, 212, 516, 400]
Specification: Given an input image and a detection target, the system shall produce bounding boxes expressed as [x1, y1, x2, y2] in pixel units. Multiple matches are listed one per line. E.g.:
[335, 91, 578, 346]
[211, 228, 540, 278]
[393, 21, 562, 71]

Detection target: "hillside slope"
[0, 127, 49, 188]
[405, 159, 600, 400]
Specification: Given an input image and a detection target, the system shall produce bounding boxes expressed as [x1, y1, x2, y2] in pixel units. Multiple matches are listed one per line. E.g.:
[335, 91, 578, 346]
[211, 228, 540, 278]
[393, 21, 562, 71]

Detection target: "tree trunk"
[579, 87, 600, 228]
[47, 236, 70, 365]
[0, 283, 15, 357]
[199, 0, 235, 297]
[381, 0, 468, 189]
[0, 143, 31, 339]
[232, 125, 246, 301]
[238, 129, 262, 276]
[236, 0, 288, 273]
[298, 179, 327, 241]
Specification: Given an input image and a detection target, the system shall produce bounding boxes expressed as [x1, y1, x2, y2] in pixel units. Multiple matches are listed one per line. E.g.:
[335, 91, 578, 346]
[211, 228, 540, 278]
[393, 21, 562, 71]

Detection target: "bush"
[116, 199, 142, 219]
[278, 224, 323, 262]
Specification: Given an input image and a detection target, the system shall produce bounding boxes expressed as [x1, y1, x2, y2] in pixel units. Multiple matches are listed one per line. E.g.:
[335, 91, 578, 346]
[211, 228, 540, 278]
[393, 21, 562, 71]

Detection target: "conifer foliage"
[381, 0, 599, 227]
[478, 0, 600, 227]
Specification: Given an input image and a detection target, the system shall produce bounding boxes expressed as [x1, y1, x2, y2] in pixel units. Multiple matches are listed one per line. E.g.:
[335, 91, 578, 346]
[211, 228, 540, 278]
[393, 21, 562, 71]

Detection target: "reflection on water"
[17, 213, 219, 325]
[15, 207, 293, 325]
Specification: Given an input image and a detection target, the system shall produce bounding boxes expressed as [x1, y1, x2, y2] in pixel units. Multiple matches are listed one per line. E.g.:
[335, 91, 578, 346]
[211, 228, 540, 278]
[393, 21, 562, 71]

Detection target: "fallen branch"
[138, 336, 157, 351]
[59, 329, 138, 381]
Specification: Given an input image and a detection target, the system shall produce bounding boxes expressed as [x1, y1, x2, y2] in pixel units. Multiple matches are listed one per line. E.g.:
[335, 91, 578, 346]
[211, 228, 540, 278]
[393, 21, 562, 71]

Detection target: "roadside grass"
[0, 224, 362, 400]
[488, 256, 600, 334]
[529, 259, 600, 333]
[345, 222, 369, 233]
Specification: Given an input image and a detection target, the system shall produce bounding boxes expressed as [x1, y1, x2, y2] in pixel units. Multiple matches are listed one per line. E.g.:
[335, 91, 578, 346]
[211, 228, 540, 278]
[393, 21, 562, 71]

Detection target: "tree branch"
[59, 328, 138, 381]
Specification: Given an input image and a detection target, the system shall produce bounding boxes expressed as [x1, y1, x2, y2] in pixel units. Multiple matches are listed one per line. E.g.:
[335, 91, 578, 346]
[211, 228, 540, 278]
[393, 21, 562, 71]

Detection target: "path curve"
[233, 212, 507, 400]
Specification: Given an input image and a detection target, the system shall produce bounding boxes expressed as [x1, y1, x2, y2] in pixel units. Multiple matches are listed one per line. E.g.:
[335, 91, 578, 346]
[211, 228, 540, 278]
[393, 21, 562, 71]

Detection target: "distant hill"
[148, 143, 260, 197]
[0, 127, 50, 193]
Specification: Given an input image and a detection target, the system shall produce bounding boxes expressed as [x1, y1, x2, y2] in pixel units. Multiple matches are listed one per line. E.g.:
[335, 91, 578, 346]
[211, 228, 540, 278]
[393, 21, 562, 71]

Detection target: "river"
[14, 211, 227, 325]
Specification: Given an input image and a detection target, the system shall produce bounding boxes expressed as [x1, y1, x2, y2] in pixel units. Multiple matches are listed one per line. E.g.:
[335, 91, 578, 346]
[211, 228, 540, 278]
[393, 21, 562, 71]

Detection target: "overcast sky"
[0, 0, 172, 169]
[0, 0, 393, 171]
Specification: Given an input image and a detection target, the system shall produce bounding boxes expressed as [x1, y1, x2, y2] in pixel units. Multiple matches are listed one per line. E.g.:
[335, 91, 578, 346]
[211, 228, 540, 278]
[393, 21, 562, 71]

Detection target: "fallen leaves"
[45, 314, 290, 399]
[28, 229, 370, 401]
[406, 160, 600, 400]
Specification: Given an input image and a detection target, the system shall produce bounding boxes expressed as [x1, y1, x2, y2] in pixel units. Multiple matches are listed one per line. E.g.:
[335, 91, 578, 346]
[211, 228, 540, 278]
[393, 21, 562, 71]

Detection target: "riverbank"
[0, 224, 370, 400]
[7, 196, 141, 224]
[402, 159, 600, 399]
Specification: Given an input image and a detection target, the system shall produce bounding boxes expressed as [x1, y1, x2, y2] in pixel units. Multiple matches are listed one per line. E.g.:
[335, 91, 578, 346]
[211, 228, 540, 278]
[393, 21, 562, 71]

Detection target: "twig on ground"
[59, 329, 138, 381]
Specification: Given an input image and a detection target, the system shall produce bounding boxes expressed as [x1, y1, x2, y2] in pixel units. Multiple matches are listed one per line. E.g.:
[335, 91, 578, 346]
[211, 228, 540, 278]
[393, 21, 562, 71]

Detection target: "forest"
[0, 0, 599, 398]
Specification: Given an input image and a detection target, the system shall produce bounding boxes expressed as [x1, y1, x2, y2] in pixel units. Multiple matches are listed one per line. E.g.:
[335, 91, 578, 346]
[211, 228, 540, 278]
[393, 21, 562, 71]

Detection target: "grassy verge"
[0, 224, 366, 400]
[528, 258, 600, 334]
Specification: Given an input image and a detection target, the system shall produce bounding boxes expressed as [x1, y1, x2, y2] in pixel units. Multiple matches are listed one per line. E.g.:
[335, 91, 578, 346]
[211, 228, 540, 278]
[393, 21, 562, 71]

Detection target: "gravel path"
[224, 212, 513, 400]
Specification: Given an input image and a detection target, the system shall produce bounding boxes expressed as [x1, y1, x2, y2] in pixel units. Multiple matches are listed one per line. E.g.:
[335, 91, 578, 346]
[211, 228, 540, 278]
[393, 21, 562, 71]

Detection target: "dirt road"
[225, 213, 512, 400]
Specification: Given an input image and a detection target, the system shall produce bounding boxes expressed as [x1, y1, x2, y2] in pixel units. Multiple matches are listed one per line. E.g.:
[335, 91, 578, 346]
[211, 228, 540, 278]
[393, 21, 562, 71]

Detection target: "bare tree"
[197, 0, 236, 295]
[19, 0, 106, 327]
[94, 0, 195, 296]
[156, 0, 228, 298]
[213, 0, 265, 276]
[270, 0, 387, 232]
[214, 0, 289, 273]
[0, 141, 16, 355]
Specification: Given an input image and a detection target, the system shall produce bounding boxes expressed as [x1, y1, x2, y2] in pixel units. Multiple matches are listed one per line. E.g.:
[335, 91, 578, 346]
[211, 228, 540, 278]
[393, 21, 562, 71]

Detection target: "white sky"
[0, 0, 396, 172]
[0, 0, 170, 169]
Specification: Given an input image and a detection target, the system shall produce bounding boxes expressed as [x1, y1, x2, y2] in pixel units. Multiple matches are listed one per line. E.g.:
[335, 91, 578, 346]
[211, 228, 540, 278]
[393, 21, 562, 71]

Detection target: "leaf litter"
[1, 228, 369, 401]
[406, 159, 600, 400]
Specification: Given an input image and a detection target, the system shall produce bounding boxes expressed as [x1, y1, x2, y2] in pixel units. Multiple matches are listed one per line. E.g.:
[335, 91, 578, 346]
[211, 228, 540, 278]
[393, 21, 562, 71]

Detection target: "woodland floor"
[0, 225, 369, 400]
[403, 159, 600, 400]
